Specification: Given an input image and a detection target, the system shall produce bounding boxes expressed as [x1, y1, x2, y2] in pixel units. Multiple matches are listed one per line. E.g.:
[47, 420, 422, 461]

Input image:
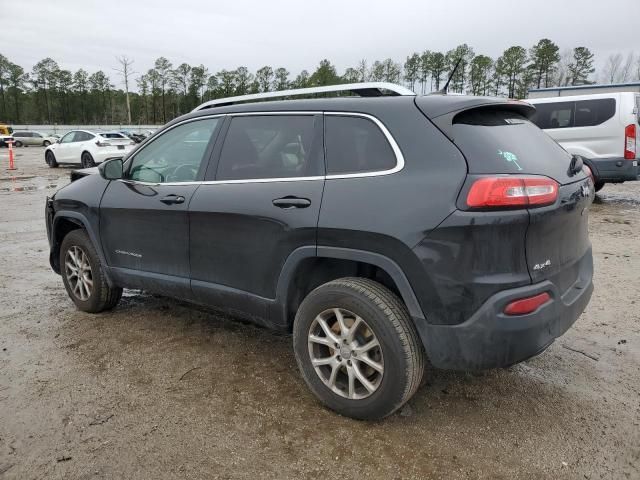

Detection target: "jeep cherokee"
[45, 82, 594, 420]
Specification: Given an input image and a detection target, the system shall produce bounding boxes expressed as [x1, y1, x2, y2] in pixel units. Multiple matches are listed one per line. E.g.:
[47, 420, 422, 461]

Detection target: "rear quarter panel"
[317, 100, 468, 318]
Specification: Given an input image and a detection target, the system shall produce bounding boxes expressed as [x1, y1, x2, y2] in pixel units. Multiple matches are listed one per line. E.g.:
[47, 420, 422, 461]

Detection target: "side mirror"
[569, 154, 584, 175]
[99, 157, 123, 180]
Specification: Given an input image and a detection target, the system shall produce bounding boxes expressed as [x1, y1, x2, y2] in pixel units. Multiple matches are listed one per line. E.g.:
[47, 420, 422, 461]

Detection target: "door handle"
[272, 196, 311, 209]
[160, 194, 185, 205]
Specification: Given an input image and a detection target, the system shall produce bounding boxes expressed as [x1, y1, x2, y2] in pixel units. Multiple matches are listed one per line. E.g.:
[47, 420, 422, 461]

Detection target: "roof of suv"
[177, 93, 534, 129]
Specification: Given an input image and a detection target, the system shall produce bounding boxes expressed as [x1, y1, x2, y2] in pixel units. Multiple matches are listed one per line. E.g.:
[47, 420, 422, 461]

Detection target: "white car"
[44, 130, 136, 168]
[528, 91, 640, 191]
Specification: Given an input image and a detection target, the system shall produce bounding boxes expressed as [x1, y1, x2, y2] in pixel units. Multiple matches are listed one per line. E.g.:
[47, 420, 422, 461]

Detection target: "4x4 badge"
[533, 259, 552, 271]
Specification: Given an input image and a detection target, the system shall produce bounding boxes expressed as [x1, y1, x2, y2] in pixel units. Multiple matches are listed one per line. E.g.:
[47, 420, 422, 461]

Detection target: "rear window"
[216, 115, 320, 181]
[452, 109, 573, 182]
[76, 132, 94, 141]
[100, 132, 125, 139]
[325, 116, 396, 175]
[574, 99, 615, 127]
[531, 98, 616, 129]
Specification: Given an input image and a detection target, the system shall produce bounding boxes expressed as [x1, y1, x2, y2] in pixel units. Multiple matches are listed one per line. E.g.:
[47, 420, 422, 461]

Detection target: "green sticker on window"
[498, 150, 523, 171]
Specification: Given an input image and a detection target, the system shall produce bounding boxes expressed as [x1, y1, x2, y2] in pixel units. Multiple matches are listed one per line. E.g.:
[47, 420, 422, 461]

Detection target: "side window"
[216, 115, 319, 180]
[574, 99, 615, 127]
[60, 132, 77, 143]
[128, 118, 219, 183]
[531, 102, 575, 129]
[324, 115, 397, 175]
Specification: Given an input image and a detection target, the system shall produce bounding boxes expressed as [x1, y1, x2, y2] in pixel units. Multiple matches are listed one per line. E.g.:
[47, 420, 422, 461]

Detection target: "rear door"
[188, 113, 324, 319]
[30, 132, 42, 146]
[449, 107, 593, 293]
[99, 117, 221, 297]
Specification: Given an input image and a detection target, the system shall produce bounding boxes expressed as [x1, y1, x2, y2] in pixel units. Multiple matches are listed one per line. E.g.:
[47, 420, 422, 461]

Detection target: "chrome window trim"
[323, 112, 404, 180]
[120, 111, 404, 187]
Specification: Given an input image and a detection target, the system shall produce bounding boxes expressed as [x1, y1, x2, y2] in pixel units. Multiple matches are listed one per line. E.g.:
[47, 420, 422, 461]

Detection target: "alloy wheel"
[64, 245, 93, 301]
[307, 308, 384, 400]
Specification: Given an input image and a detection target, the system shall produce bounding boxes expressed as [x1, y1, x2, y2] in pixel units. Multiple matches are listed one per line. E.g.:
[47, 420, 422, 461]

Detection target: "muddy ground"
[0, 147, 638, 480]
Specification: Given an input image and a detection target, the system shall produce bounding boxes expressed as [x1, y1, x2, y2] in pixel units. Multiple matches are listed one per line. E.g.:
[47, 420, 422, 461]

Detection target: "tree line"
[1, 39, 638, 126]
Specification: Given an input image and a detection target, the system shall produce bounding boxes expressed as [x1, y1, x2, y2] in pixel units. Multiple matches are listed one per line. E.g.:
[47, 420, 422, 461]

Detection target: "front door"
[99, 116, 222, 297]
[189, 114, 324, 321]
[55, 131, 79, 162]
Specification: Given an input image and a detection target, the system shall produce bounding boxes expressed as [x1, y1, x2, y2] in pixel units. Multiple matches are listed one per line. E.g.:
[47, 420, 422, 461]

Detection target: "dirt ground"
[0, 147, 638, 480]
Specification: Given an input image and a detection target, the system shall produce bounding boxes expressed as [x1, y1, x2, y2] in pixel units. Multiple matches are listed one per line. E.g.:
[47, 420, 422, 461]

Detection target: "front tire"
[594, 181, 605, 192]
[81, 152, 95, 168]
[45, 150, 58, 168]
[14, 140, 23, 147]
[293, 278, 424, 420]
[43, 140, 51, 147]
[60, 229, 122, 313]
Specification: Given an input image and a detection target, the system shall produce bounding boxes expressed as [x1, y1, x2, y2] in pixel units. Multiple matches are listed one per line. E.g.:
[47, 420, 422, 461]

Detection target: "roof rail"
[192, 82, 416, 111]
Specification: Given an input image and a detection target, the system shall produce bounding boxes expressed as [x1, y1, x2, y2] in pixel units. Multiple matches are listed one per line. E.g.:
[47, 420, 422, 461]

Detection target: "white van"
[527, 92, 639, 191]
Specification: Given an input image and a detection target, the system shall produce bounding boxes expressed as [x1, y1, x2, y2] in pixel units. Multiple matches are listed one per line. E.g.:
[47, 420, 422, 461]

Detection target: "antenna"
[438, 57, 463, 95]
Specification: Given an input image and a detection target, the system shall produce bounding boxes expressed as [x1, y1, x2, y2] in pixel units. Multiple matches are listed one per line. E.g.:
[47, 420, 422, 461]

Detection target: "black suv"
[45, 84, 594, 419]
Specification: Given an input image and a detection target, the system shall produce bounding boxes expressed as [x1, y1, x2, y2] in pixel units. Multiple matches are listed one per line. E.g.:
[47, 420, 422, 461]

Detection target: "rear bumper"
[587, 157, 638, 182]
[416, 249, 593, 370]
[93, 146, 134, 164]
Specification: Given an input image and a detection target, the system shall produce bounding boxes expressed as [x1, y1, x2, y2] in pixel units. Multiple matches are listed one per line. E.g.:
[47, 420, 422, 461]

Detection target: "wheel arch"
[274, 246, 425, 330]
[51, 211, 113, 285]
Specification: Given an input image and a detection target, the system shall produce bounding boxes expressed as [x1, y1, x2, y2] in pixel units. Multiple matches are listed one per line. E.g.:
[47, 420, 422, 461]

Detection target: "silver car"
[13, 131, 57, 147]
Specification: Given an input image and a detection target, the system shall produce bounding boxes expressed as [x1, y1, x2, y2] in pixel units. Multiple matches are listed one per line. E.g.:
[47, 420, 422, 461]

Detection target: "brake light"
[504, 292, 551, 316]
[466, 176, 558, 208]
[95, 140, 112, 147]
[624, 124, 636, 159]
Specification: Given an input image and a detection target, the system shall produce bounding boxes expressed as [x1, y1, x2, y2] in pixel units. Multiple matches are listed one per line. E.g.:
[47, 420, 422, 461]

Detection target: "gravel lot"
[1, 147, 639, 479]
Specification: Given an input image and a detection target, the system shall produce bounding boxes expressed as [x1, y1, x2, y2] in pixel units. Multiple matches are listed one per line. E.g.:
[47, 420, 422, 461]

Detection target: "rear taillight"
[504, 292, 551, 316]
[466, 176, 558, 209]
[96, 140, 111, 147]
[624, 124, 636, 159]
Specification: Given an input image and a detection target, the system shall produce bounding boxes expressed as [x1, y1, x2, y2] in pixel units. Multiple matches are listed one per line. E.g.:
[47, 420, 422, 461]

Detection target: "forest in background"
[1, 39, 639, 126]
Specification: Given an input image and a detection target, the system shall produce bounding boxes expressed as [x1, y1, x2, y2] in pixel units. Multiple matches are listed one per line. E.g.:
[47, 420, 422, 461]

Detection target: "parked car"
[528, 92, 640, 191]
[12, 131, 58, 147]
[0, 123, 13, 147]
[119, 130, 146, 143]
[45, 83, 594, 419]
[44, 130, 136, 168]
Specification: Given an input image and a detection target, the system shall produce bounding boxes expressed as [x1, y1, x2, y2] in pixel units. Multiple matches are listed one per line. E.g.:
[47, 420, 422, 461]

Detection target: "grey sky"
[3, 0, 639, 86]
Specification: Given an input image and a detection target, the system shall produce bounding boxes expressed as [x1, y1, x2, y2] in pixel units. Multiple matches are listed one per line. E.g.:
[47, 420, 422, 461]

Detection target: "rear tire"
[60, 229, 122, 313]
[14, 140, 23, 147]
[81, 152, 95, 168]
[45, 150, 58, 168]
[293, 277, 424, 420]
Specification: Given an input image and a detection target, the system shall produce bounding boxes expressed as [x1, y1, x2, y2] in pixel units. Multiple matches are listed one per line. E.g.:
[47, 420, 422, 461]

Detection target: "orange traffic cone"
[8, 140, 16, 170]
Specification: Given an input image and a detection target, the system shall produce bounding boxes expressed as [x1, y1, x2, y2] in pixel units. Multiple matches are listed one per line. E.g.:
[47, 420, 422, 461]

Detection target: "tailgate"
[526, 178, 593, 292]
[437, 104, 594, 293]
